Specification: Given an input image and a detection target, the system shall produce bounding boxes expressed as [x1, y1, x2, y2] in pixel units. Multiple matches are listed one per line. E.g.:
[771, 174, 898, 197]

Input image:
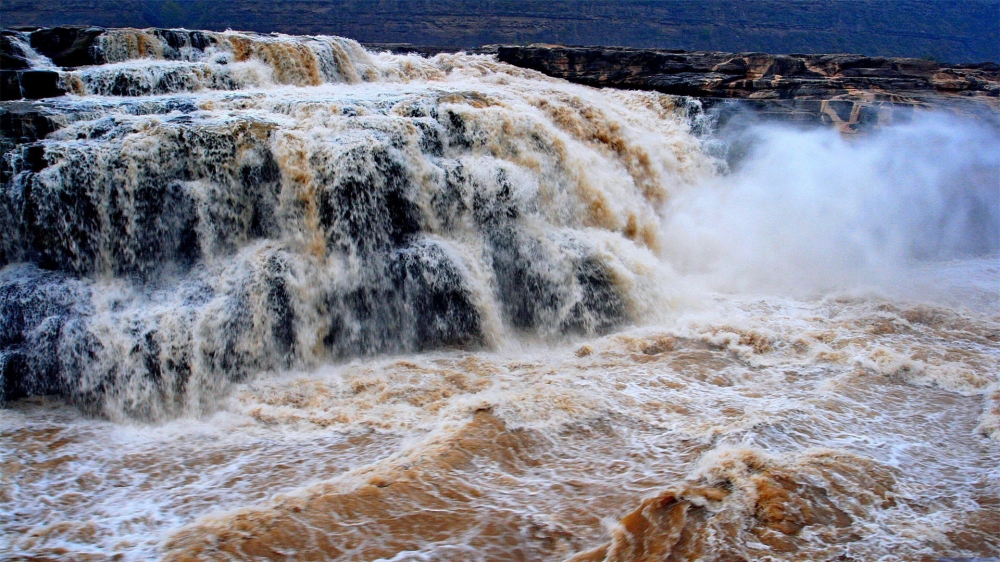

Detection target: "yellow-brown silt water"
[1, 28, 998, 561]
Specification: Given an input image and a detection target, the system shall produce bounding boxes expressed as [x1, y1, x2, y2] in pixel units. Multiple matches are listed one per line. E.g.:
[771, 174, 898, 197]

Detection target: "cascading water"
[1, 29, 709, 418]
[1, 27, 998, 562]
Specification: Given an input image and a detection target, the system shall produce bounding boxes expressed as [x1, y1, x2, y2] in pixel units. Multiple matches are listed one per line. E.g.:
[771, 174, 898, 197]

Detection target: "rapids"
[1, 28, 998, 561]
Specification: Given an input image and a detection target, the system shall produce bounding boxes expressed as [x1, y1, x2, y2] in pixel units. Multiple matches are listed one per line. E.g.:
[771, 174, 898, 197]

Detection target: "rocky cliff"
[497, 45, 1000, 132]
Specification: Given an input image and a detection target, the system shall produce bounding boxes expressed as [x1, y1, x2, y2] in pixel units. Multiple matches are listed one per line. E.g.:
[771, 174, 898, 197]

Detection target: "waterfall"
[0, 29, 713, 419]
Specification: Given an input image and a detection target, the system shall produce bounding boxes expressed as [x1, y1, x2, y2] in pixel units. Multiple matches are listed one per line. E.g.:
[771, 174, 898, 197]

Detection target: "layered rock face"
[496, 46, 1000, 132]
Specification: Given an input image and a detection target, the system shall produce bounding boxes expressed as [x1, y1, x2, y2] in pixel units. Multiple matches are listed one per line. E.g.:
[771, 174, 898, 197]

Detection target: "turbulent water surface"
[1, 29, 998, 561]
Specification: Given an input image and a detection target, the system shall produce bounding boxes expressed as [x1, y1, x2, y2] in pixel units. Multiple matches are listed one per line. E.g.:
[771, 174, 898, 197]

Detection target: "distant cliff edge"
[494, 45, 1000, 133]
[2, 0, 998, 63]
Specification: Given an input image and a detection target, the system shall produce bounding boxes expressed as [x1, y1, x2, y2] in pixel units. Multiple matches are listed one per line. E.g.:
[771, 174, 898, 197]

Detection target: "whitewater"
[0, 29, 997, 561]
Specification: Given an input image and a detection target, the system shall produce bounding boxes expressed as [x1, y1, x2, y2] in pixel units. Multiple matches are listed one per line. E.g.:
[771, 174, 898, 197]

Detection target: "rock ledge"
[496, 45, 1000, 131]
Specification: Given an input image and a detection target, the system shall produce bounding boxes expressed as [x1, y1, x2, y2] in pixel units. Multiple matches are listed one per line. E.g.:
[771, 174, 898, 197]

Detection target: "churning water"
[1, 29, 998, 561]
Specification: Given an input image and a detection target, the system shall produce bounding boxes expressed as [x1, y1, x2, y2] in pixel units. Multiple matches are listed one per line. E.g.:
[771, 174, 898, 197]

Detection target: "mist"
[661, 112, 1000, 298]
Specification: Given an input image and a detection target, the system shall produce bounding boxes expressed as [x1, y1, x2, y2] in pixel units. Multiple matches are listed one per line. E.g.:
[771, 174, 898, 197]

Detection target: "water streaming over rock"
[1, 28, 998, 561]
[1, 29, 711, 419]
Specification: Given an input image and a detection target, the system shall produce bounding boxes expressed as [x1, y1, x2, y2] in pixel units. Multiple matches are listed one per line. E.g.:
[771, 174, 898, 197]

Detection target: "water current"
[1, 28, 998, 561]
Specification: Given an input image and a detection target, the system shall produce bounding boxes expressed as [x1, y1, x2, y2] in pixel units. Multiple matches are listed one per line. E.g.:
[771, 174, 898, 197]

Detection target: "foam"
[2, 31, 998, 561]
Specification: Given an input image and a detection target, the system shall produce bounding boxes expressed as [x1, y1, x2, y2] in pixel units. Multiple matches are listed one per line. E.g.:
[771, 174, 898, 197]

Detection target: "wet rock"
[23, 144, 48, 172]
[0, 118, 288, 277]
[0, 70, 68, 100]
[17, 70, 67, 99]
[0, 265, 92, 405]
[391, 241, 483, 350]
[0, 33, 31, 70]
[29, 26, 106, 67]
[485, 229, 557, 331]
[0, 350, 28, 404]
[497, 45, 1000, 132]
[562, 257, 627, 336]
[0, 70, 23, 101]
[0, 103, 58, 143]
[197, 248, 298, 384]
[323, 239, 484, 357]
[151, 29, 215, 54]
[316, 142, 421, 256]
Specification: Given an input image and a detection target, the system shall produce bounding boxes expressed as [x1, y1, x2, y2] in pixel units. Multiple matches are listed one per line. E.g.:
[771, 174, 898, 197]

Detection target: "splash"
[661, 114, 1000, 296]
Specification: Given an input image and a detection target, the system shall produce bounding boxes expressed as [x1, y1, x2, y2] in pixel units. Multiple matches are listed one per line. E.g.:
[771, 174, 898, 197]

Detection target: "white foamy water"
[1, 28, 998, 561]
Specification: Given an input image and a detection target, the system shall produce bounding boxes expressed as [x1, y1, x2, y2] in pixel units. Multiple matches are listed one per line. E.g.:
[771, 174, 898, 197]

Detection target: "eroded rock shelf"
[495, 45, 1000, 132]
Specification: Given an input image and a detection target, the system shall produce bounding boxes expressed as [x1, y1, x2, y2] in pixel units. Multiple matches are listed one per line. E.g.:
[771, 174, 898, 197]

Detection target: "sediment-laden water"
[1, 28, 998, 561]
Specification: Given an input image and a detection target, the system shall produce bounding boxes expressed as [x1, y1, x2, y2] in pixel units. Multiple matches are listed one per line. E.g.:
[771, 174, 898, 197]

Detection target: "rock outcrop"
[1, 33, 32, 69]
[1, 31, 71, 100]
[28, 26, 108, 67]
[0, 27, 221, 101]
[496, 45, 1000, 132]
[1, 69, 67, 101]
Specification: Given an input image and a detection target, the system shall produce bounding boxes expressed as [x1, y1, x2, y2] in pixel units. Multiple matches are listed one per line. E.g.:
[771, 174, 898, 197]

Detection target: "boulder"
[18, 70, 66, 99]
[29, 26, 106, 67]
[1, 33, 31, 70]
[0, 70, 23, 101]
